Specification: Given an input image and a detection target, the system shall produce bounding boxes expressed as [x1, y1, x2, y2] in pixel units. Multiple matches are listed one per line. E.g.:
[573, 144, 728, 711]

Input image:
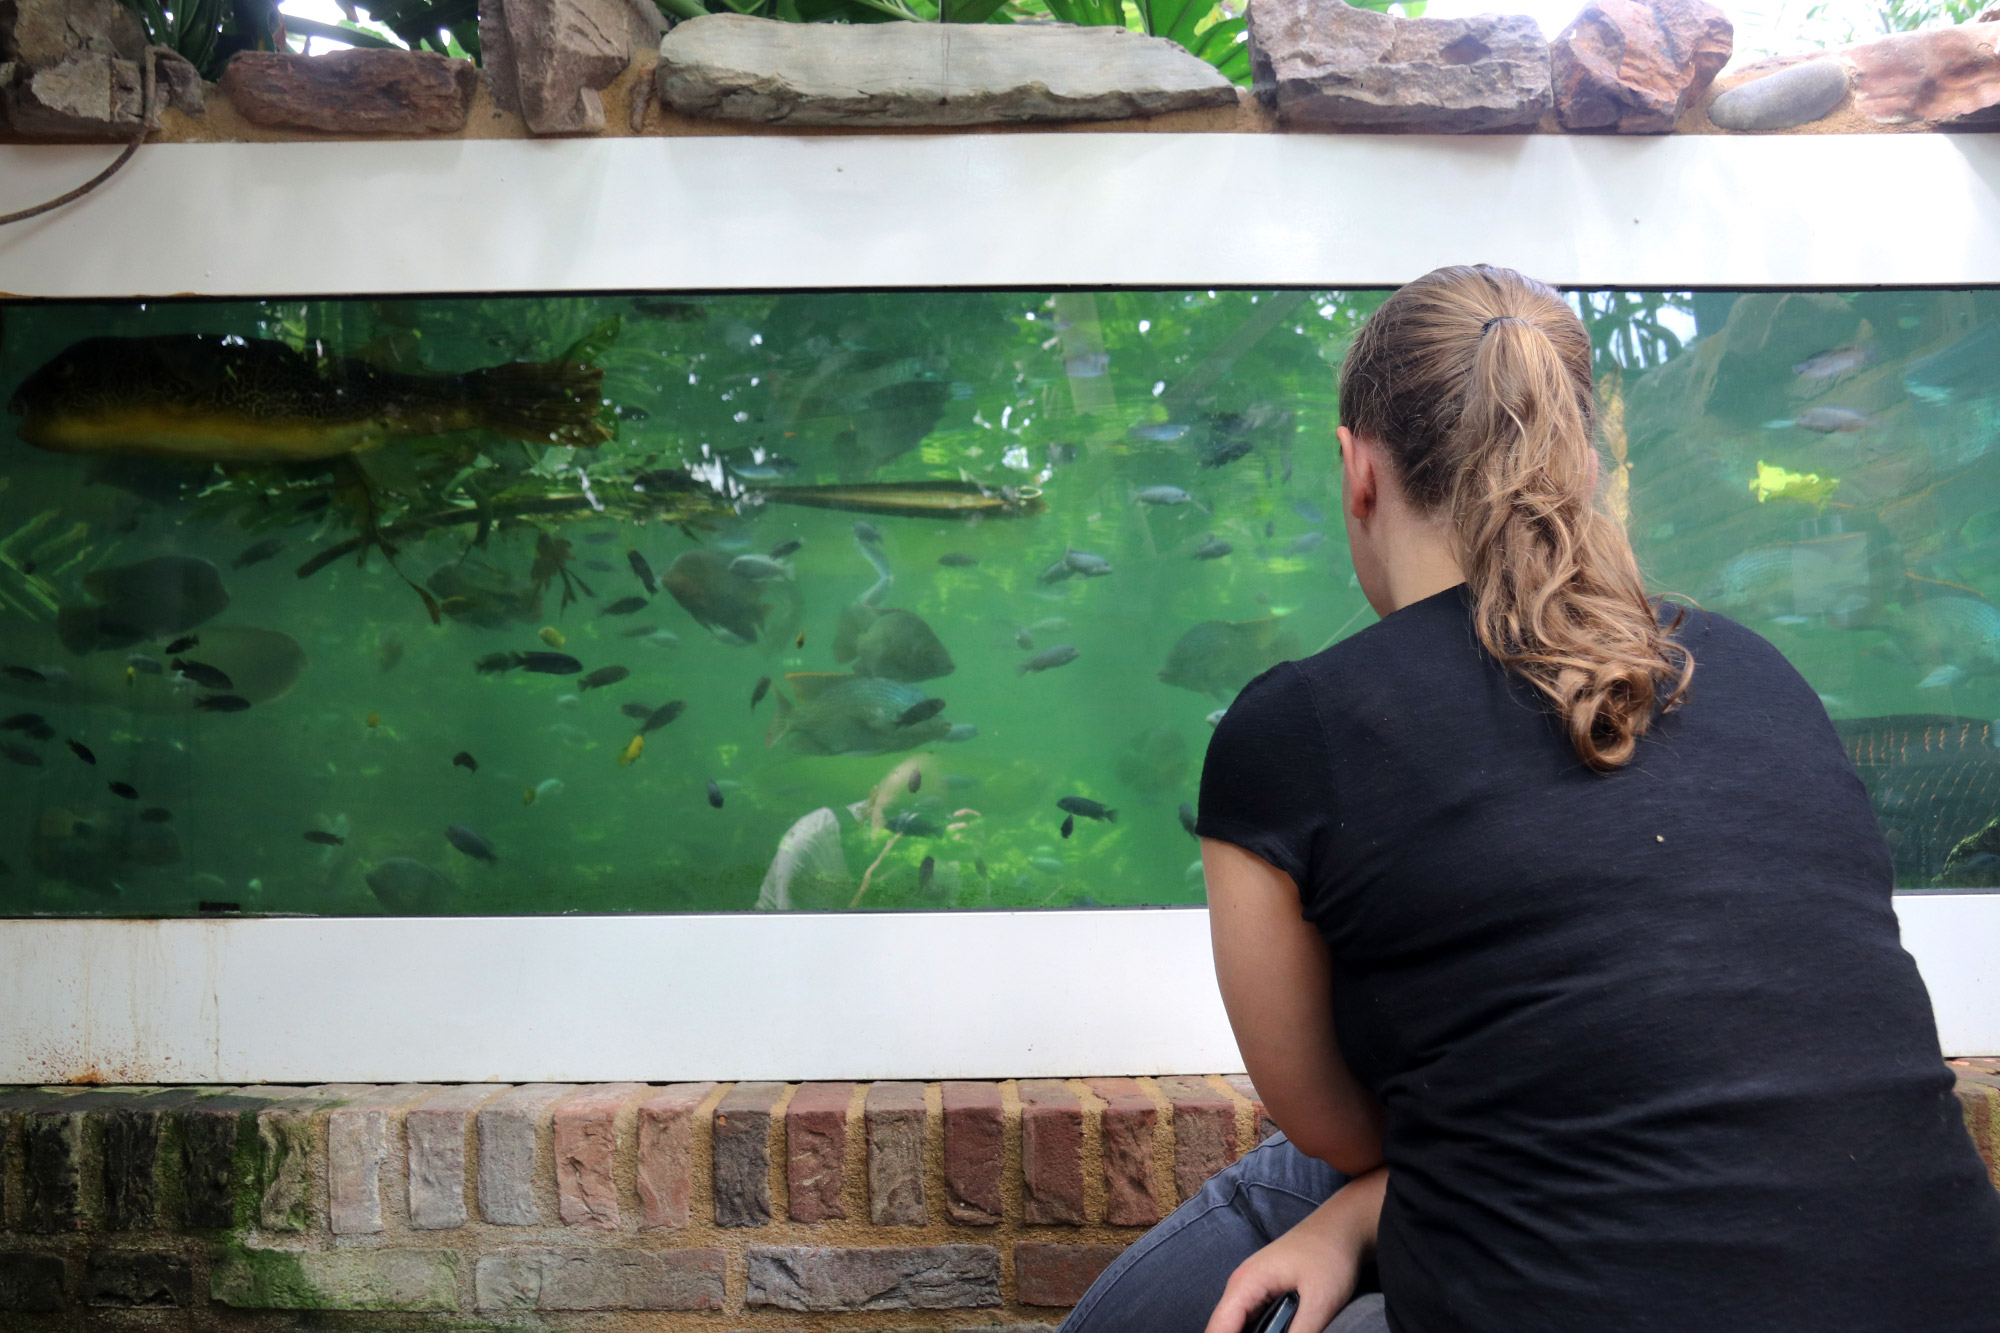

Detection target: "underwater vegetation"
[1, 285, 1998, 916]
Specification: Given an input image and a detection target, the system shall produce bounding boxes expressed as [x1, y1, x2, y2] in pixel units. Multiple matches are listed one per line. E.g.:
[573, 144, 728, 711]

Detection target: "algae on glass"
[0, 286, 1996, 916]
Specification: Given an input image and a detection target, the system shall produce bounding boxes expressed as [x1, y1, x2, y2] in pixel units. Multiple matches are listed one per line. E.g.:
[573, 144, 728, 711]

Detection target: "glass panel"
[0, 288, 1994, 916]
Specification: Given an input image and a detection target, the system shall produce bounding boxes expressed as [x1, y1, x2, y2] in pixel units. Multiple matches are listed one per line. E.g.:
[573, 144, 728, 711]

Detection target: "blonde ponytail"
[1340, 266, 1691, 771]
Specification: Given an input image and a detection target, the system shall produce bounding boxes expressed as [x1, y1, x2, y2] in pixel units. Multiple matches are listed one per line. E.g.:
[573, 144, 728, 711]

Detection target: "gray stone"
[474, 1248, 728, 1311]
[249, 1085, 371, 1233]
[1551, 0, 1732, 132]
[1247, 0, 1551, 131]
[482, 0, 653, 134]
[746, 1245, 1003, 1312]
[0, 1252, 66, 1311]
[0, 0, 145, 66]
[211, 1249, 460, 1311]
[20, 1105, 81, 1232]
[1708, 57, 1849, 130]
[0, 50, 141, 138]
[477, 1084, 574, 1225]
[656, 14, 1238, 127]
[85, 1251, 192, 1307]
[713, 1080, 783, 1227]
[408, 1084, 507, 1231]
[219, 49, 476, 133]
[866, 1082, 927, 1226]
[329, 1084, 438, 1235]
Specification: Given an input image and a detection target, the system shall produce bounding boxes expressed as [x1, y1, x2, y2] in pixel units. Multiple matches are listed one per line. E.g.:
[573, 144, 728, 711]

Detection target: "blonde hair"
[1339, 264, 1691, 771]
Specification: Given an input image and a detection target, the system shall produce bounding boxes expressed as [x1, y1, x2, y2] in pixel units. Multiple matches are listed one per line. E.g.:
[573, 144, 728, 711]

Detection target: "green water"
[0, 286, 1995, 916]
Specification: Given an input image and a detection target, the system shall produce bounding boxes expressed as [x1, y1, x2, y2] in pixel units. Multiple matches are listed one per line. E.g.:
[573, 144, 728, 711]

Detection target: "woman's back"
[1200, 585, 2000, 1330]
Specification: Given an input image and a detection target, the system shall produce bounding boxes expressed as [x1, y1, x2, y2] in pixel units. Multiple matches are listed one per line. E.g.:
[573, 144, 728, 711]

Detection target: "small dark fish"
[109, 781, 138, 799]
[1061, 814, 1075, 839]
[1179, 802, 1198, 838]
[517, 652, 583, 676]
[126, 653, 164, 675]
[26, 722, 53, 741]
[1037, 559, 1074, 585]
[1058, 796, 1117, 823]
[908, 769, 922, 794]
[603, 596, 649, 616]
[172, 658, 234, 690]
[579, 665, 631, 691]
[163, 634, 198, 654]
[140, 807, 172, 823]
[475, 652, 515, 675]
[854, 521, 885, 546]
[1264, 520, 1276, 539]
[888, 811, 942, 837]
[769, 539, 804, 560]
[1284, 532, 1328, 557]
[621, 701, 656, 721]
[896, 698, 947, 727]
[67, 739, 95, 765]
[232, 537, 286, 569]
[1019, 645, 1080, 674]
[1, 741, 42, 767]
[0, 712, 45, 732]
[583, 559, 616, 573]
[196, 695, 251, 712]
[707, 779, 724, 809]
[918, 855, 936, 893]
[641, 700, 685, 733]
[446, 823, 498, 863]
[938, 553, 979, 568]
[751, 676, 772, 711]
[620, 624, 664, 639]
[303, 830, 345, 846]
[796, 629, 807, 649]
[452, 751, 478, 773]
[3, 666, 47, 684]
[628, 550, 658, 595]
[1193, 535, 1233, 561]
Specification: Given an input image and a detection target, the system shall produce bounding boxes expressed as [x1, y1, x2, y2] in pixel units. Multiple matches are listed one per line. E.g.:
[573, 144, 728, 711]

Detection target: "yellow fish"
[523, 786, 536, 806]
[365, 711, 380, 729]
[618, 734, 644, 767]
[539, 626, 566, 649]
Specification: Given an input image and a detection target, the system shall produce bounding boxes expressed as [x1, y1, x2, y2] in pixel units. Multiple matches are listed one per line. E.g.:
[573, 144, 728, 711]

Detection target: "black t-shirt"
[1199, 585, 2000, 1333]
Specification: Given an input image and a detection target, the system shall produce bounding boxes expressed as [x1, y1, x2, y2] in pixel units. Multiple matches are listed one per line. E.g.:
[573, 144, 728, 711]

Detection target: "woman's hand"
[1203, 1167, 1387, 1333]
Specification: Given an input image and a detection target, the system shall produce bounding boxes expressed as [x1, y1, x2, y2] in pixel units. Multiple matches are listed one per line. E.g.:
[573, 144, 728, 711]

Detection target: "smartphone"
[1247, 1292, 1299, 1333]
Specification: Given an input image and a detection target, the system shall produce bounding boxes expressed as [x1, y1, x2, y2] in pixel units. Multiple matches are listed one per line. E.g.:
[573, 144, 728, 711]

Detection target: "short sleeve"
[1196, 660, 1335, 894]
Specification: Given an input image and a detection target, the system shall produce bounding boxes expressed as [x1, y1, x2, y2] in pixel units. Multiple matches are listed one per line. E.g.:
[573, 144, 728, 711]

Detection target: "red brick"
[1017, 1081, 1084, 1226]
[553, 1084, 644, 1230]
[1222, 1074, 1278, 1145]
[866, 1082, 927, 1226]
[407, 1084, 506, 1231]
[1085, 1079, 1159, 1227]
[635, 1084, 714, 1230]
[942, 1082, 1004, 1225]
[1160, 1076, 1239, 1202]
[1955, 1078, 1999, 1190]
[329, 1085, 438, 1235]
[714, 1082, 786, 1227]
[1015, 1242, 1123, 1307]
[786, 1083, 853, 1223]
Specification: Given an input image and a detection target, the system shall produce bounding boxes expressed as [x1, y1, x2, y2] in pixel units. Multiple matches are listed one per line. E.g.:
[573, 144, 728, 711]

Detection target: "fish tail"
[766, 690, 793, 749]
[462, 359, 614, 449]
[1106, 809, 1118, 823]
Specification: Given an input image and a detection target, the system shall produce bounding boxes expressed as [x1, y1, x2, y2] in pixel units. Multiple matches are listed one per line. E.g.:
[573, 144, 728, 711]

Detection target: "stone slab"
[1847, 21, 2000, 128]
[941, 1081, 1004, 1226]
[1015, 1242, 1123, 1307]
[211, 1248, 460, 1311]
[483, 0, 653, 134]
[636, 1082, 714, 1230]
[1708, 57, 1848, 130]
[251, 1086, 373, 1233]
[85, 1250, 192, 1307]
[866, 1082, 927, 1226]
[1, 0, 145, 65]
[329, 1084, 438, 1235]
[1017, 1080, 1084, 1226]
[553, 1082, 645, 1229]
[745, 1244, 1002, 1311]
[714, 1081, 784, 1227]
[0, 1250, 66, 1311]
[786, 1082, 853, 1223]
[657, 14, 1237, 127]
[478, 1083, 575, 1226]
[218, 49, 478, 134]
[407, 1084, 508, 1231]
[475, 1247, 728, 1311]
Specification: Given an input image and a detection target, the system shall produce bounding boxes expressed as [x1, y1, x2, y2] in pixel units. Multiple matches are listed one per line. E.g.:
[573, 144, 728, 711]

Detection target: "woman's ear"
[1338, 426, 1376, 524]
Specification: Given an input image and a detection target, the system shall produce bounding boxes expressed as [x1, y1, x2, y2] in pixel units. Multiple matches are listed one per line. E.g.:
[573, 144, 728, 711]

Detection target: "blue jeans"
[1060, 1131, 1389, 1333]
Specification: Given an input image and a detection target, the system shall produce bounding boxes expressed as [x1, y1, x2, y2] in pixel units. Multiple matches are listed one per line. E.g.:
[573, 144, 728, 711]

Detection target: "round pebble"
[1709, 59, 1850, 132]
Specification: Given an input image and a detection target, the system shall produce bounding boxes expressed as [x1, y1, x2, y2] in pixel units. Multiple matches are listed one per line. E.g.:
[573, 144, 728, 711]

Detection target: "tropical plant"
[120, 0, 281, 79]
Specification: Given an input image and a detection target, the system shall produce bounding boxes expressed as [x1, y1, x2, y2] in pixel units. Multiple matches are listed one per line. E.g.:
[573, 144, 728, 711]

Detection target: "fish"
[140, 807, 172, 823]
[523, 787, 537, 805]
[479, 651, 585, 676]
[9, 334, 613, 462]
[1905, 322, 2000, 405]
[724, 452, 800, 482]
[303, 830, 345, 847]
[1, 741, 41, 767]
[1291, 499, 1327, 524]
[1063, 548, 1114, 578]
[57, 556, 230, 655]
[854, 521, 885, 545]
[365, 857, 453, 913]
[602, 596, 649, 616]
[620, 624, 668, 641]
[1160, 619, 1301, 700]
[945, 723, 978, 742]
[888, 811, 942, 837]
[756, 807, 850, 911]
[231, 537, 286, 569]
[426, 555, 542, 631]
[1116, 724, 1188, 795]
[1264, 521, 1276, 539]
[750, 676, 772, 711]
[767, 673, 953, 756]
[621, 701, 655, 721]
[446, 824, 498, 863]
[452, 751, 477, 773]
[109, 781, 138, 799]
[707, 779, 724, 809]
[539, 626, 567, 649]
[896, 698, 947, 727]
[640, 701, 685, 733]
[1134, 486, 1193, 506]
[661, 549, 772, 646]
[618, 735, 645, 767]
[1766, 406, 1870, 434]
[1179, 802, 1198, 838]
[126, 654, 164, 676]
[1060, 814, 1076, 838]
[1015, 627, 1035, 651]
[1, 713, 45, 732]
[758, 483, 1044, 521]
[918, 855, 936, 894]
[1793, 345, 1878, 381]
[938, 553, 979, 568]
[3, 666, 46, 684]
[66, 739, 95, 765]
[908, 768, 923, 794]
[171, 659, 234, 691]
[163, 633, 197, 655]
[1285, 531, 1328, 556]
[769, 539, 804, 560]
[729, 554, 794, 582]
[627, 550, 658, 595]
[579, 666, 631, 691]
[796, 630, 807, 649]
[583, 559, 615, 573]
[1193, 535, 1233, 560]
[834, 606, 954, 683]
[1128, 422, 1191, 442]
[377, 635, 404, 674]
[1058, 796, 1117, 822]
[1038, 559, 1075, 585]
[1019, 645, 1080, 674]
[1886, 593, 2000, 687]
[534, 777, 565, 802]
[196, 695, 251, 712]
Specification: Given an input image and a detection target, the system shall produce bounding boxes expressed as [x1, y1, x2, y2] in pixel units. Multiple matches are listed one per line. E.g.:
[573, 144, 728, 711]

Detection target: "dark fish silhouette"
[661, 549, 772, 647]
[1179, 802, 1198, 838]
[908, 769, 922, 794]
[579, 666, 631, 691]
[140, 807, 173, 823]
[640, 701, 685, 733]
[109, 781, 138, 799]
[304, 831, 345, 846]
[603, 596, 649, 616]
[452, 751, 478, 773]
[195, 694, 251, 712]
[56, 556, 229, 656]
[476, 651, 583, 676]
[769, 539, 804, 559]
[172, 658, 234, 691]
[621, 701, 656, 721]
[1, 742, 41, 767]
[446, 824, 498, 863]
[896, 698, 946, 728]
[1019, 645, 1080, 674]
[938, 553, 979, 568]
[706, 780, 724, 809]
[1060, 814, 1075, 839]
[232, 537, 286, 569]
[919, 855, 936, 893]
[1058, 796, 1116, 822]
[1, 712, 46, 732]
[4, 666, 47, 684]
[889, 811, 942, 837]
[164, 634, 198, 654]
[66, 739, 95, 765]
[627, 550, 657, 595]
[750, 675, 772, 712]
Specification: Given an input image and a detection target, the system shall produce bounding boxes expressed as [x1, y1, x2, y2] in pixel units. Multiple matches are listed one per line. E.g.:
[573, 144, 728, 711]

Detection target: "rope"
[0, 45, 158, 228]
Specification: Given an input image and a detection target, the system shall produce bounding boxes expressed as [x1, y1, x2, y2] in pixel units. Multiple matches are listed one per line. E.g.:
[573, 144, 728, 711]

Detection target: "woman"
[1062, 266, 2000, 1333]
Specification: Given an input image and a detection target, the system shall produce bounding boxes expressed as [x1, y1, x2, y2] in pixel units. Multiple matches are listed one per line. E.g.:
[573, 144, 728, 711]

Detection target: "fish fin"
[1107, 809, 1118, 823]
[784, 672, 851, 702]
[463, 359, 615, 449]
[766, 689, 793, 748]
[1762, 419, 1798, 430]
[1921, 665, 1967, 689]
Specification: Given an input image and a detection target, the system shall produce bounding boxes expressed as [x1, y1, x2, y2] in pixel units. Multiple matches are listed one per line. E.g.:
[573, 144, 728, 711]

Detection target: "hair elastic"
[1480, 316, 1514, 335]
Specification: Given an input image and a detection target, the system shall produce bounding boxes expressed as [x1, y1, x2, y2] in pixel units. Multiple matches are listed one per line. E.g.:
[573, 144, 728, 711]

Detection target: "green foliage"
[1872, 0, 1988, 30]
[121, 0, 281, 80]
[348, 0, 482, 58]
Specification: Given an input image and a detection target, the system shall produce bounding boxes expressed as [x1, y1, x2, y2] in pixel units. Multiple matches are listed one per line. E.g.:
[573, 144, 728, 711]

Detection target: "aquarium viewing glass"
[0, 285, 1995, 918]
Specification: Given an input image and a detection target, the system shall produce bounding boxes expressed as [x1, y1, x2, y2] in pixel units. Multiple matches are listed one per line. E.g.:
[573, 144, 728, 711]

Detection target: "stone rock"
[656, 14, 1238, 127]
[0, 0, 146, 66]
[1551, 0, 1731, 132]
[1247, 0, 1552, 132]
[1845, 21, 2000, 127]
[1707, 57, 1848, 130]
[219, 49, 477, 133]
[0, 50, 139, 138]
[482, 0, 653, 134]
[153, 48, 205, 117]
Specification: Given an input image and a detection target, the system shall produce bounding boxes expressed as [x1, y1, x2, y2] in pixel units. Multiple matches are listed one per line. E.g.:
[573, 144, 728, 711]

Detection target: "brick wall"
[0, 1067, 1991, 1330]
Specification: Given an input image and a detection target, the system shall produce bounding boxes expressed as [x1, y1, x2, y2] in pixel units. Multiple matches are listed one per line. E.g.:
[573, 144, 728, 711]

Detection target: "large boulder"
[219, 49, 478, 133]
[655, 14, 1237, 126]
[1846, 21, 2000, 127]
[1550, 0, 1731, 132]
[480, 0, 655, 134]
[1246, 0, 1551, 132]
